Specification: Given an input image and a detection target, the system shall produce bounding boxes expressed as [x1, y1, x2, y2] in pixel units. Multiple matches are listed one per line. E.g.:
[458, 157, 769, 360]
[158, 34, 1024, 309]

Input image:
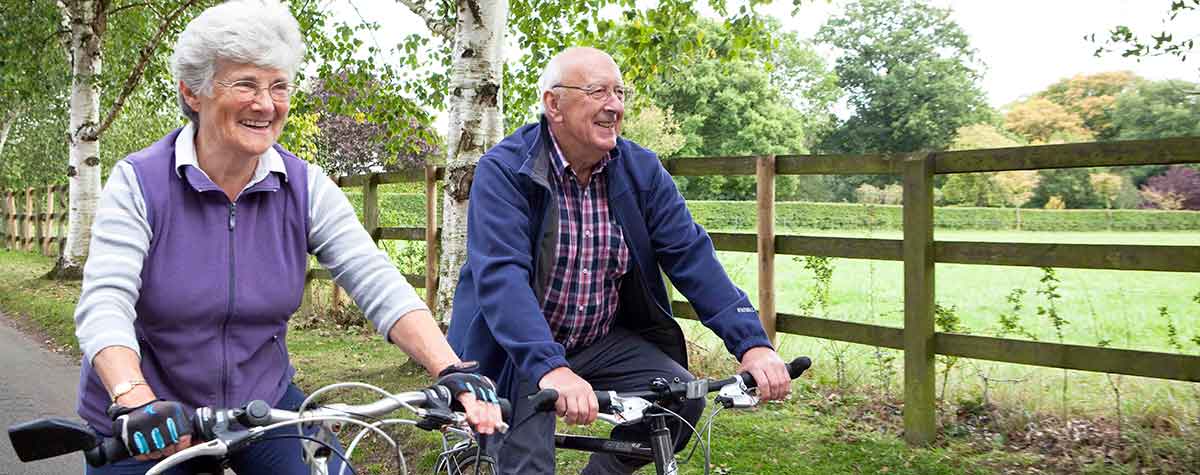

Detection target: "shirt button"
[582, 269, 589, 274]
[578, 305, 585, 312]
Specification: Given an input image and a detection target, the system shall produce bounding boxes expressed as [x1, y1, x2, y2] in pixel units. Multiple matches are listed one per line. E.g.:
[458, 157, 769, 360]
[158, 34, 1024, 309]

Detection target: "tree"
[304, 77, 440, 177]
[1031, 168, 1104, 209]
[1037, 72, 1142, 139]
[1003, 97, 1094, 144]
[991, 170, 1039, 230]
[395, 0, 782, 317]
[942, 174, 1001, 207]
[620, 99, 686, 159]
[0, 0, 68, 161]
[1089, 172, 1125, 229]
[1139, 166, 1200, 210]
[948, 123, 1026, 151]
[815, 0, 992, 155]
[49, 0, 210, 278]
[1110, 79, 1200, 140]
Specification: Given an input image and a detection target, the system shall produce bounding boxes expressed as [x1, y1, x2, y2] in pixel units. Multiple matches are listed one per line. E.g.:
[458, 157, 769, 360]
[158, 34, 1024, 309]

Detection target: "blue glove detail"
[151, 428, 165, 450]
[167, 418, 179, 443]
[133, 432, 149, 455]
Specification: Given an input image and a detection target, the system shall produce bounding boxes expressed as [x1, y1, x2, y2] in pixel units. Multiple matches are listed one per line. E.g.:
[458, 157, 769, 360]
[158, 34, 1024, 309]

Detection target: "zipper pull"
[228, 202, 237, 231]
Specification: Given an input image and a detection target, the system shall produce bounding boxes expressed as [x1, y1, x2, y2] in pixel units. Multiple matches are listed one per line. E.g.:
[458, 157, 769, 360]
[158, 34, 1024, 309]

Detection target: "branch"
[106, 1, 152, 16]
[89, 0, 201, 140]
[397, 0, 452, 39]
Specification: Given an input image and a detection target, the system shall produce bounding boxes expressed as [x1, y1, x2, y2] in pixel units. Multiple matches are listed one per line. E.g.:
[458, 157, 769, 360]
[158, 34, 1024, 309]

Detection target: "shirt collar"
[172, 122, 288, 185]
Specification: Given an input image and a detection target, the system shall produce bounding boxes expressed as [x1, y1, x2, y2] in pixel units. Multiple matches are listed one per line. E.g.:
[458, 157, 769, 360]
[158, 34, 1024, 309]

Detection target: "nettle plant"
[1035, 267, 1073, 418]
[795, 255, 857, 389]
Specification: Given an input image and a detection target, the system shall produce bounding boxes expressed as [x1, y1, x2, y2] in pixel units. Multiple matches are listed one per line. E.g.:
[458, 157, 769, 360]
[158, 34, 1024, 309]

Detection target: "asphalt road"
[0, 311, 84, 474]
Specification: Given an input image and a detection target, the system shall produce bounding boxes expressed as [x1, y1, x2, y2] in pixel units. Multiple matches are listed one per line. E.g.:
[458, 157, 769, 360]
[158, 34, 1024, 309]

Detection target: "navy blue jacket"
[447, 117, 772, 397]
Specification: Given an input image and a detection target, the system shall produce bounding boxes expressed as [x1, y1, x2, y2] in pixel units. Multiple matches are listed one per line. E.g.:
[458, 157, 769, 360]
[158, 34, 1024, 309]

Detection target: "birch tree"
[51, 0, 204, 278]
[395, 0, 779, 320]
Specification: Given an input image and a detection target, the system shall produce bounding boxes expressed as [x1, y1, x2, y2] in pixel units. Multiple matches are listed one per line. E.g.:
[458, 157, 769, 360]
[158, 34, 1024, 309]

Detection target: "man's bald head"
[538, 47, 621, 99]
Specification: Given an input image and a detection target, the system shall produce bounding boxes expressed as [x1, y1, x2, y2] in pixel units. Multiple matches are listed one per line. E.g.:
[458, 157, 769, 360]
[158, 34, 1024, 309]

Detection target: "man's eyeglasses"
[215, 79, 299, 103]
[552, 84, 632, 102]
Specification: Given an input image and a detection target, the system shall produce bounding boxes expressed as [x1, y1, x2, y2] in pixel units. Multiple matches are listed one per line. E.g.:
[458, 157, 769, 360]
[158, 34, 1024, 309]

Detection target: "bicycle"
[454, 356, 813, 475]
[8, 381, 511, 475]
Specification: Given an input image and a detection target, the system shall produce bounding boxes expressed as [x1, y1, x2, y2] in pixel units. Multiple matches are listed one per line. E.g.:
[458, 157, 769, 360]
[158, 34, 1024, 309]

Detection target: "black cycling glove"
[436, 361, 500, 409]
[108, 400, 192, 456]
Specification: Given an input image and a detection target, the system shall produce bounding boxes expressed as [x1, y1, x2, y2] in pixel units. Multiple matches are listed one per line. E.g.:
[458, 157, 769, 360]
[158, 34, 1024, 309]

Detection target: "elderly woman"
[73, 2, 499, 474]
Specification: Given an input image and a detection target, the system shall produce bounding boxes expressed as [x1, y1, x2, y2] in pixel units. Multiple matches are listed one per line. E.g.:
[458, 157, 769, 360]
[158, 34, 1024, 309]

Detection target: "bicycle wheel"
[441, 451, 497, 475]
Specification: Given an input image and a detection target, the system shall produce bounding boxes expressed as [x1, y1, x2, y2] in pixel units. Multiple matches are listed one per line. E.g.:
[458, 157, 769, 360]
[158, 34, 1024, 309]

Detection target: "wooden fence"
[0, 185, 68, 256]
[310, 136, 1200, 446]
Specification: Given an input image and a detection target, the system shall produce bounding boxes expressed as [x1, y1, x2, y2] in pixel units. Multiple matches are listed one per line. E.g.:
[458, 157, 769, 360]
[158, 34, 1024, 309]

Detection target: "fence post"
[756, 154, 777, 345]
[363, 174, 380, 244]
[44, 185, 55, 255]
[24, 188, 34, 251]
[902, 154, 936, 446]
[425, 165, 439, 313]
[2, 191, 10, 249]
[33, 187, 45, 255]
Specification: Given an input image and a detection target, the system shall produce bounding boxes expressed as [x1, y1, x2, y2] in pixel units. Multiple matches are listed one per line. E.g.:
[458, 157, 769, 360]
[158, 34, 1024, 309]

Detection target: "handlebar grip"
[595, 391, 613, 412]
[84, 437, 130, 467]
[740, 356, 813, 388]
[528, 389, 559, 413]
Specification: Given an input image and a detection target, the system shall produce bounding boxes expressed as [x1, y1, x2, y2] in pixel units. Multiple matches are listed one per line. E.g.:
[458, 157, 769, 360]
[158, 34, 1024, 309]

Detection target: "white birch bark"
[58, 0, 104, 277]
[0, 108, 20, 159]
[434, 0, 507, 322]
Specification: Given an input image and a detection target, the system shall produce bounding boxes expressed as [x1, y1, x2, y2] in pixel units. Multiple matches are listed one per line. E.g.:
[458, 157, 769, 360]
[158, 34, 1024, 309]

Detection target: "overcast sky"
[330, 0, 1199, 108]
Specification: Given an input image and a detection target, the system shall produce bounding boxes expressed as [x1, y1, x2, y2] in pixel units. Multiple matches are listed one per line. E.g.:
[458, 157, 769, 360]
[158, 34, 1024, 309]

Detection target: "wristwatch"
[109, 379, 148, 403]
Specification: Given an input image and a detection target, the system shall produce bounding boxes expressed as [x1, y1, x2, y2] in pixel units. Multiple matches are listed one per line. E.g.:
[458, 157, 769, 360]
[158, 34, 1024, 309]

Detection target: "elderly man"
[447, 47, 790, 474]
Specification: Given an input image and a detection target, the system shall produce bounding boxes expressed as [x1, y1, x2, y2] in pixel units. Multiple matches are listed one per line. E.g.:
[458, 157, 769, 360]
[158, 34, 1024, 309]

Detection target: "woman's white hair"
[170, 0, 305, 123]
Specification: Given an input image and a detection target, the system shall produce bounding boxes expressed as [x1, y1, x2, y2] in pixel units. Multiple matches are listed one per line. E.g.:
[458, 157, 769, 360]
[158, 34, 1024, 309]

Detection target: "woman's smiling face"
[184, 61, 291, 160]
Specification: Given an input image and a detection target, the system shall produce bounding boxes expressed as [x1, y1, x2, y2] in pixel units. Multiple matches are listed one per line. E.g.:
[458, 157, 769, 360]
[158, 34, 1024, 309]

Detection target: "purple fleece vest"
[77, 128, 310, 435]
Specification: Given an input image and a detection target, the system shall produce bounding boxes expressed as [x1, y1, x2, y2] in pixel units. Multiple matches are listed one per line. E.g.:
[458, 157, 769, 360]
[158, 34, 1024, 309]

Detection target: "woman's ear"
[179, 81, 202, 112]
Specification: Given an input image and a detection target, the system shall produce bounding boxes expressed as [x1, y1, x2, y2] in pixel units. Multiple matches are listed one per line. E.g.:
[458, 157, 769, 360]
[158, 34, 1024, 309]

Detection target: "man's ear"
[542, 90, 563, 123]
[180, 81, 202, 113]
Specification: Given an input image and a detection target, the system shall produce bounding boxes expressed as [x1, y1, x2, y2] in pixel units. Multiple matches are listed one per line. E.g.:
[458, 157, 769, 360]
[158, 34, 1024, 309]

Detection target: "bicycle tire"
[441, 452, 498, 475]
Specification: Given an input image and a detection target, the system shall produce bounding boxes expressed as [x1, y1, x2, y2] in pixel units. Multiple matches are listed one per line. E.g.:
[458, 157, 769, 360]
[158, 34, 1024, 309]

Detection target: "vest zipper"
[221, 201, 237, 407]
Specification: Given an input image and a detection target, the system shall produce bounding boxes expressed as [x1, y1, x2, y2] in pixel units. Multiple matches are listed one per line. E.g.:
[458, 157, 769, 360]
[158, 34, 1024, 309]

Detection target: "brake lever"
[714, 375, 758, 409]
[145, 439, 229, 475]
[596, 395, 653, 425]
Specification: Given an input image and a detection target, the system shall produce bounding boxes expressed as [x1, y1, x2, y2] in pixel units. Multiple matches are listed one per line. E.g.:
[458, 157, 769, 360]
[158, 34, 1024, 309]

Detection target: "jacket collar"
[517, 115, 630, 197]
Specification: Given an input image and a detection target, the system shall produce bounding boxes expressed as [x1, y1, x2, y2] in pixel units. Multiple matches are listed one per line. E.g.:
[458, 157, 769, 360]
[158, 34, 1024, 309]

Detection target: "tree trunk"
[0, 108, 21, 159]
[52, 0, 105, 279]
[434, 0, 507, 322]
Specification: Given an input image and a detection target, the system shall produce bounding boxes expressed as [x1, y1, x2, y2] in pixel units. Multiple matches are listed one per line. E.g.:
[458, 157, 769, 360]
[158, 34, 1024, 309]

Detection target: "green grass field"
[692, 230, 1200, 418]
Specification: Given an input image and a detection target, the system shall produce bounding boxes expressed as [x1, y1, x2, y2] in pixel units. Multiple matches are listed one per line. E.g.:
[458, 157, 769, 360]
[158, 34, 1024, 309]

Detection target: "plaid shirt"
[541, 132, 631, 351]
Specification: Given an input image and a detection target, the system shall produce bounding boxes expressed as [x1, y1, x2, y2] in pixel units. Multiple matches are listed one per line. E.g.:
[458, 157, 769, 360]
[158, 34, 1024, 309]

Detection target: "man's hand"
[738, 347, 791, 401]
[538, 367, 597, 425]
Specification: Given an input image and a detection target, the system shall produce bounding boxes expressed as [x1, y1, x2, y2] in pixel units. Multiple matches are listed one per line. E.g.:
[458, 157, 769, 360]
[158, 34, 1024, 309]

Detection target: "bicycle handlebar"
[529, 356, 813, 414]
[10, 384, 511, 470]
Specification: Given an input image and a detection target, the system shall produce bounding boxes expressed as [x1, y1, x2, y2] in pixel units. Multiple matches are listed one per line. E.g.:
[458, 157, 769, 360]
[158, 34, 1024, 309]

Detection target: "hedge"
[343, 192, 1200, 233]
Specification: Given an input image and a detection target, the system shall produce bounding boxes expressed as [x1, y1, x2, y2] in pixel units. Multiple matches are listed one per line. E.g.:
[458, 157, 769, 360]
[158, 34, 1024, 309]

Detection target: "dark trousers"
[85, 383, 349, 475]
[494, 327, 705, 474]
